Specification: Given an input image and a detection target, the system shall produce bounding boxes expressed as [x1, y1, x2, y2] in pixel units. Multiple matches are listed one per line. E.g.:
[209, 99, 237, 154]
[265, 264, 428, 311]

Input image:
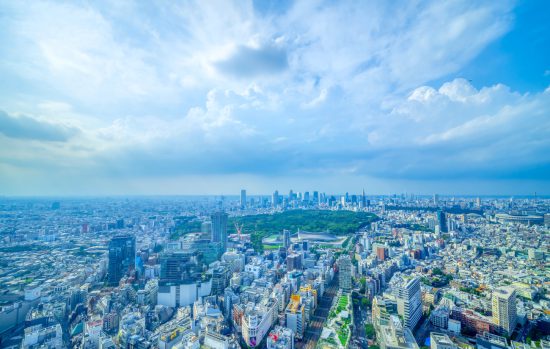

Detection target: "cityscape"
[0, 1, 549, 349]
[0, 193, 548, 349]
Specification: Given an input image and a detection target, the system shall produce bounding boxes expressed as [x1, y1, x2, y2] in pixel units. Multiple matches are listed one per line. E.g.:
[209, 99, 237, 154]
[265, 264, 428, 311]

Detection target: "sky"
[0, 0, 549, 196]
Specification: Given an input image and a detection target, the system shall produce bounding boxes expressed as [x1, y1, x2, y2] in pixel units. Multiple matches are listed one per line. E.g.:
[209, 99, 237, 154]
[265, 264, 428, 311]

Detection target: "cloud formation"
[215, 44, 288, 77]
[0, 110, 78, 142]
[0, 0, 548, 195]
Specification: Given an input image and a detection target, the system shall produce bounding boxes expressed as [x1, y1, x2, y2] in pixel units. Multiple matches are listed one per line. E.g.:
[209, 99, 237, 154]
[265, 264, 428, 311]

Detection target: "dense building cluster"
[0, 193, 548, 349]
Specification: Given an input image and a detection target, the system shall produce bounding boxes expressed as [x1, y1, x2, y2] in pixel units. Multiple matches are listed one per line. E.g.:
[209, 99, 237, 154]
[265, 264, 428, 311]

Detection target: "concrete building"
[211, 212, 228, 253]
[337, 255, 352, 292]
[241, 299, 277, 347]
[492, 286, 517, 335]
[285, 295, 306, 339]
[391, 276, 422, 330]
[107, 235, 136, 285]
[430, 333, 457, 349]
[267, 326, 294, 349]
[377, 315, 419, 349]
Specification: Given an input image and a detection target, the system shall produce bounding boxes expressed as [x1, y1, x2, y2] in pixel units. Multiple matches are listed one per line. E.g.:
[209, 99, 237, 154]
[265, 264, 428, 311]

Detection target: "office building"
[435, 211, 447, 233]
[285, 295, 306, 339]
[492, 286, 517, 335]
[241, 299, 277, 347]
[211, 212, 228, 253]
[282, 230, 291, 250]
[157, 251, 211, 307]
[391, 275, 422, 330]
[430, 333, 456, 349]
[337, 255, 352, 292]
[272, 190, 279, 207]
[286, 253, 302, 271]
[108, 235, 136, 286]
[377, 315, 419, 349]
[267, 326, 294, 349]
[240, 189, 247, 209]
[361, 189, 367, 208]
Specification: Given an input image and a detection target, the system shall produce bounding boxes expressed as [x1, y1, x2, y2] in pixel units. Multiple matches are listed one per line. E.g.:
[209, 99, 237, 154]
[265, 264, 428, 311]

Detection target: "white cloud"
[1, 0, 547, 194]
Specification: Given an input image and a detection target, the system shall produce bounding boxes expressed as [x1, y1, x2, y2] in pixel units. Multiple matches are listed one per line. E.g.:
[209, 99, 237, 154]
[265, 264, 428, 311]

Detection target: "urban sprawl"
[0, 191, 548, 349]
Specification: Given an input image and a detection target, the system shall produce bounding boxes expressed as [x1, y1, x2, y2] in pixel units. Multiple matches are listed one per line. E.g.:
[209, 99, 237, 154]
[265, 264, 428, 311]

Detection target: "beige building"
[492, 286, 517, 335]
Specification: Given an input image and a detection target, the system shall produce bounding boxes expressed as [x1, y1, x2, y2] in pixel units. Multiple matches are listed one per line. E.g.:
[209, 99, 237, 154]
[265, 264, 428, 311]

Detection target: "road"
[297, 273, 339, 349]
[351, 291, 370, 349]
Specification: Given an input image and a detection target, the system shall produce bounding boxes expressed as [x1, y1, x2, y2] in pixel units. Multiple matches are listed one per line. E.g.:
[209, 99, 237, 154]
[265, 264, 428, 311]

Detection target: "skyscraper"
[159, 250, 202, 285]
[108, 235, 136, 285]
[392, 275, 422, 330]
[272, 190, 279, 207]
[361, 188, 367, 208]
[337, 255, 352, 292]
[211, 211, 228, 252]
[435, 211, 447, 233]
[433, 194, 440, 206]
[240, 189, 247, 209]
[492, 286, 517, 335]
[282, 229, 291, 250]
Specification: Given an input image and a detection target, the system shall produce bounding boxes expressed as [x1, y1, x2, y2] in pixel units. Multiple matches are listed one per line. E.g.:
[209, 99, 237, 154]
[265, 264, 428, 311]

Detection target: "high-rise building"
[211, 212, 228, 252]
[157, 250, 210, 307]
[272, 190, 279, 207]
[433, 194, 439, 205]
[287, 253, 302, 271]
[303, 191, 310, 203]
[159, 251, 202, 285]
[283, 230, 291, 250]
[392, 275, 422, 330]
[492, 287, 517, 335]
[435, 211, 447, 233]
[361, 189, 367, 208]
[313, 191, 319, 204]
[240, 189, 247, 209]
[201, 221, 212, 237]
[337, 255, 352, 292]
[108, 235, 136, 285]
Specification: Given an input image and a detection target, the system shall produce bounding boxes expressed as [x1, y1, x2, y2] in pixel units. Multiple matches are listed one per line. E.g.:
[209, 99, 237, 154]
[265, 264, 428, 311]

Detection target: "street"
[296, 273, 339, 349]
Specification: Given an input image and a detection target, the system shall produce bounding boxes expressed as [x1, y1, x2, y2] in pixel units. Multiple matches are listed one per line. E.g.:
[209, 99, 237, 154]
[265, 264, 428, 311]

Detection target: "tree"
[365, 324, 375, 338]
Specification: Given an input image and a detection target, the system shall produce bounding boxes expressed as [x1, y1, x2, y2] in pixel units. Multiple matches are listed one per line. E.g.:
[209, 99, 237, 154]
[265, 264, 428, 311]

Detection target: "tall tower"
[240, 189, 247, 209]
[211, 212, 228, 253]
[108, 235, 136, 285]
[361, 188, 367, 208]
[283, 229, 291, 250]
[337, 255, 352, 292]
[272, 190, 279, 208]
[393, 276, 422, 330]
[492, 286, 517, 335]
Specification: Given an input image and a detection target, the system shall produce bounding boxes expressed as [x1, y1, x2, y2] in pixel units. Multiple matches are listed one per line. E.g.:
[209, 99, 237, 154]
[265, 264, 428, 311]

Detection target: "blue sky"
[0, 0, 548, 196]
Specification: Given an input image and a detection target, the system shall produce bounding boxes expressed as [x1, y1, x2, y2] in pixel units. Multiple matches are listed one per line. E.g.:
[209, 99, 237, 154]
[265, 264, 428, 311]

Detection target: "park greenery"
[171, 210, 377, 251]
[229, 210, 377, 251]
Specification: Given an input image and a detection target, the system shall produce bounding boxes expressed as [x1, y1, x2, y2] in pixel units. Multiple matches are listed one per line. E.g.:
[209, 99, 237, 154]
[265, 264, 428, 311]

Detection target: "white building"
[157, 280, 212, 308]
[492, 286, 517, 335]
[391, 275, 422, 330]
[241, 299, 278, 347]
[267, 326, 295, 349]
[430, 333, 457, 349]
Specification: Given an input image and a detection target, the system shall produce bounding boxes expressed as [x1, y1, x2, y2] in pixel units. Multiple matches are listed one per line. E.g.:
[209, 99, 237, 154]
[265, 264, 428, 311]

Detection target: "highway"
[297, 273, 339, 349]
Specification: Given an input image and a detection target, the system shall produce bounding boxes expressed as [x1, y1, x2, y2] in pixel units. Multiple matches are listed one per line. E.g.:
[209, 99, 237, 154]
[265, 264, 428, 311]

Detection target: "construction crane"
[234, 222, 244, 240]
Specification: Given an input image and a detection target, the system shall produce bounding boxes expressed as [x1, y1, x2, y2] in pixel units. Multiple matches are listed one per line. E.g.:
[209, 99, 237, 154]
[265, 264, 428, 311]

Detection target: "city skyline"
[0, 1, 549, 195]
